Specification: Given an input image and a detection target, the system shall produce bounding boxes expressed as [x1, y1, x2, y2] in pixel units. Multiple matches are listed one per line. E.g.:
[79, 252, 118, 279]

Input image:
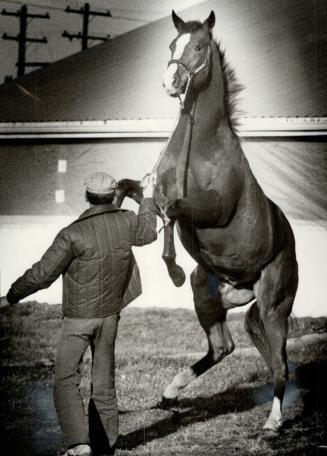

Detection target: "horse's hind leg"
[245, 239, 298, 432]
[162, 265, 234, 402]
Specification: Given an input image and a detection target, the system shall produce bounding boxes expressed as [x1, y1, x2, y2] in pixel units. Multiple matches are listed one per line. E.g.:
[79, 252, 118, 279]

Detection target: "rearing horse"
[116, 10, 298, 433]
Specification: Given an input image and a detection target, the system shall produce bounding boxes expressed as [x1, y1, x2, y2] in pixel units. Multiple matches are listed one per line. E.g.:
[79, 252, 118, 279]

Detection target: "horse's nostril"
[172, 75, 179, 87]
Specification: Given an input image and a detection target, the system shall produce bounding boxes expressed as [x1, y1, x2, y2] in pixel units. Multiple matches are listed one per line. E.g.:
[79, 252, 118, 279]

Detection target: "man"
[4, 172, 157, 456]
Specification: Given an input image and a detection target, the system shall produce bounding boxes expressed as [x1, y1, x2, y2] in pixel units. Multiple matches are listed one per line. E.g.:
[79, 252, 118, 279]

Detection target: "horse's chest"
[187, 159, 216, 189]
[157, 149, 221, 201]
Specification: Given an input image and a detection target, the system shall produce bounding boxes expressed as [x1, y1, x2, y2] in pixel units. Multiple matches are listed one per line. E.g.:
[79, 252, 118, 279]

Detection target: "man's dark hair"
[86, 191, 115, 205]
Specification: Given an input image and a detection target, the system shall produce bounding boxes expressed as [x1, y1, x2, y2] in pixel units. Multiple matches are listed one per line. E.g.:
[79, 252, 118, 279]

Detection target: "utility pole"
[2, 4, 50, 78]
[62, 3, 111, 51]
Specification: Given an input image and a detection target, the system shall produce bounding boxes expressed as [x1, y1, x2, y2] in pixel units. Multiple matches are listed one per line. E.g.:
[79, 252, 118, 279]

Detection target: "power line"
[2, 4, 50, 78]
[1, 0, 149, 21]
[63, 2, 111, 50]
[70, 0, 164, 16]
[106, 13, 147, 23]
[1, 0, 65, 13]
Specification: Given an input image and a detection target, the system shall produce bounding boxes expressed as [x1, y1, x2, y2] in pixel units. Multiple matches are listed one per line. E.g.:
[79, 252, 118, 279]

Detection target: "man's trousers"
[53, 314, 119, 453]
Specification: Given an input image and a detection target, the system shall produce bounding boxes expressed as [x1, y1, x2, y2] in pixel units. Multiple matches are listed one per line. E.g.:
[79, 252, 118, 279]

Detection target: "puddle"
[16, 381, 62, 455]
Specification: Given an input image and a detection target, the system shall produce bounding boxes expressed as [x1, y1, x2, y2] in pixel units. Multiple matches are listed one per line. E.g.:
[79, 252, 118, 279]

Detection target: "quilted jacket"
[7, 199, 158, 317]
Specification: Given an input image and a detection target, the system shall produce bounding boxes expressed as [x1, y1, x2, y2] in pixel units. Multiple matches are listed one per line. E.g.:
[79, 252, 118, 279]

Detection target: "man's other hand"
[141, 173, 157, 199]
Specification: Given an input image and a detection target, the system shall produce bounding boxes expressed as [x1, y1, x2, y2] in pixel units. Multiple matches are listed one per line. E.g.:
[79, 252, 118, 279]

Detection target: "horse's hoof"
[169, 266, 186, 287]
[158, 396, 179, 410]
[263, 421, 281, 435]
[263, 428, 280, 439]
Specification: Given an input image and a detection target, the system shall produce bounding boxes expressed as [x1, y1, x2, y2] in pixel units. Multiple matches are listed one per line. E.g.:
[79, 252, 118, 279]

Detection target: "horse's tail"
[244, 301, 272, 372]
[288, 311, 298, 336]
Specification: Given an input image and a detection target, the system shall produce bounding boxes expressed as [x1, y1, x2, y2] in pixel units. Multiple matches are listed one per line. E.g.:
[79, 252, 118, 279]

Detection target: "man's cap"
[85, 172, 117, 195]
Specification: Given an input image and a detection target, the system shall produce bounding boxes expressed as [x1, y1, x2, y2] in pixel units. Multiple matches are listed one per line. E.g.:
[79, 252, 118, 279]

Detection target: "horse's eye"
[195, 44, 201, 51]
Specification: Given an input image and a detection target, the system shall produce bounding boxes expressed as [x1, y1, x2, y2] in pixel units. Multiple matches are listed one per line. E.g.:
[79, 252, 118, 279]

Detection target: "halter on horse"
[116, 10, 298, 433]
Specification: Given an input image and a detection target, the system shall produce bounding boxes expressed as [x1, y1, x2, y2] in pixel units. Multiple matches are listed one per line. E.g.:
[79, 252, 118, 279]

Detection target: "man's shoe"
[62, 444, 92, 456]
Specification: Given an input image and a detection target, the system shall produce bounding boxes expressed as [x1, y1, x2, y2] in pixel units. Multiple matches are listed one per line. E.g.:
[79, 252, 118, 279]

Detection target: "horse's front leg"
[162, 220, 186, 287]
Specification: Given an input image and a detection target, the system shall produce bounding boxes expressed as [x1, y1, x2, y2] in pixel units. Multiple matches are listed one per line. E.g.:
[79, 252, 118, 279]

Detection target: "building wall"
[0, 139, 167, 216]
[0, 139, 326, 317]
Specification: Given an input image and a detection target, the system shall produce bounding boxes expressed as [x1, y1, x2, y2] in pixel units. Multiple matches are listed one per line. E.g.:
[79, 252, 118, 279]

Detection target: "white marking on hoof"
[163, 367, 196, 399]
[263, 397, 282, 432]
[163, 383, 179, 400]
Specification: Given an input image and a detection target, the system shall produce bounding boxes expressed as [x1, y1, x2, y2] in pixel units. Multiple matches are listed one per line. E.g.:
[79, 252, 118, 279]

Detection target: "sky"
[0, 0, 204, 84]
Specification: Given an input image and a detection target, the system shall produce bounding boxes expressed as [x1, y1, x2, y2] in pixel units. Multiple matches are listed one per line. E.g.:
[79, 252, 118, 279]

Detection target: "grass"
[0, 302, 326, 456]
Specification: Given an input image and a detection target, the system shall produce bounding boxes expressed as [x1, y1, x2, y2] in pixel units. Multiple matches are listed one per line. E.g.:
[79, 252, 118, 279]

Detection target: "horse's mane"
[214, 40, 243, 136]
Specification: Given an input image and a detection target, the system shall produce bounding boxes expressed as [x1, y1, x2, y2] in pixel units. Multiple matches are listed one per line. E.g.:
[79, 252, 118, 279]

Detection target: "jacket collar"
[77, 203, 127, 222]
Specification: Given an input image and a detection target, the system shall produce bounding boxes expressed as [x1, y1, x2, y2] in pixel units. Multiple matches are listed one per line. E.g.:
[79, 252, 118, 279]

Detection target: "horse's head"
[163, 10, 215, 98]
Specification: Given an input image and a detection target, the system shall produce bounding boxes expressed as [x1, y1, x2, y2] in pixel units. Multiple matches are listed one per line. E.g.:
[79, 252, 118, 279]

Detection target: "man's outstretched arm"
[6, 230, 74, 304]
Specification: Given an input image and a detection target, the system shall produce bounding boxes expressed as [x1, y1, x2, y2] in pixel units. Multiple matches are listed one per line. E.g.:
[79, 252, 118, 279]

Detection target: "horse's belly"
[177, 220, 246, 283]
[199, 245, 259, 282]
[178, 220, 269, 283]
[194, 198, 289, 282]
[175, 174, 289, 283]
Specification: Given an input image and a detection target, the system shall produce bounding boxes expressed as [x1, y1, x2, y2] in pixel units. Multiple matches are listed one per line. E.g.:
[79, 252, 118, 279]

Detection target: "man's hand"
[141, 173, 157, 199]
[0, 296, 10, 310]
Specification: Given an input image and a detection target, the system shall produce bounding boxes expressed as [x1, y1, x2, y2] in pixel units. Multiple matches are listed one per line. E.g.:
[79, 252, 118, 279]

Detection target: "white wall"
[0, 216, 326, 317]
[0, 138, 325, 317]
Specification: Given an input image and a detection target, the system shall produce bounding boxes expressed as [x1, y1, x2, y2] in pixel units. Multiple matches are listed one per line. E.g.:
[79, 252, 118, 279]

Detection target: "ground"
[0, 302, 326, 456]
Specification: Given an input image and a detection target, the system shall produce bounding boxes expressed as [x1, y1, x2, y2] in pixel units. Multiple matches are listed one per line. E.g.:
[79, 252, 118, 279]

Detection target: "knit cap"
[85, 172, 117, 195]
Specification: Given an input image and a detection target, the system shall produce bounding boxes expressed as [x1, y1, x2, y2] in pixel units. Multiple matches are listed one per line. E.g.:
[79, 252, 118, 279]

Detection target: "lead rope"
[174, 47, 212, 198]
[153, 72, 195, 230]
[156, 45, 211, 226]
[177, 72, 193, 110]
[175, 82, 197, 201]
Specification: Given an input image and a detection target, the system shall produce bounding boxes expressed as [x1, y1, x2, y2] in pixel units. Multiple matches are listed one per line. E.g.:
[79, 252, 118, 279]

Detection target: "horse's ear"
[172, 10, 185, 33]
[203, 11, 215, 30]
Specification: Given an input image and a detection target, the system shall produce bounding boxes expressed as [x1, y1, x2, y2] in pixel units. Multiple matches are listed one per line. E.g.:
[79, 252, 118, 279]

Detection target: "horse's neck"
[186, 42, 227, 135]
[153, 44, 232, 175]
